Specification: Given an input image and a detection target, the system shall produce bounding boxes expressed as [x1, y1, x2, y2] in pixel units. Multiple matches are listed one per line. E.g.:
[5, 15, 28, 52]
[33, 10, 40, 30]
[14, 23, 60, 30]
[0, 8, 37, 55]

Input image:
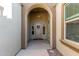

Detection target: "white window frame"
[61, 4, 79, 51]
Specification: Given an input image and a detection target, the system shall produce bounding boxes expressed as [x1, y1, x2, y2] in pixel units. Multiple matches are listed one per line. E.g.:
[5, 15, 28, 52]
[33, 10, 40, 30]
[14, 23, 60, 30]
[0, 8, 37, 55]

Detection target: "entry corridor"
[16, 40, 51, 56]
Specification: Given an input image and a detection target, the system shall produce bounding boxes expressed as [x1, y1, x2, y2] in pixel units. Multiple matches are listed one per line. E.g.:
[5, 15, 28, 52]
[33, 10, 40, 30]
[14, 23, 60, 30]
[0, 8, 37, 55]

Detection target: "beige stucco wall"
[23, 3, 53, 48]
[56, 4, 79, 56]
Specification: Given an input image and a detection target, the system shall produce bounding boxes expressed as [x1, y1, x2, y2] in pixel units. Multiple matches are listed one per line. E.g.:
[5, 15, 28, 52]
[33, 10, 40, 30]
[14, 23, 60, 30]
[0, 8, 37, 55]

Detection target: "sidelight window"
[43, 26, 45, 35]
[32, 26, 34, 35]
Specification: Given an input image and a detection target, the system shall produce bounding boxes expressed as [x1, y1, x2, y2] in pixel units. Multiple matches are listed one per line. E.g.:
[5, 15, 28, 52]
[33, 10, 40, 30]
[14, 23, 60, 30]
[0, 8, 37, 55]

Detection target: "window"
[65, 3, 79, 20]
[43, 26, 45, 35]
[66, 21, 79, 42]
[32, 26, 34, 35]
[32, 26, 34, 31]
[60, 3, 79, 52]
[64, 3, 79, 43]
[32, 31, 34, 35]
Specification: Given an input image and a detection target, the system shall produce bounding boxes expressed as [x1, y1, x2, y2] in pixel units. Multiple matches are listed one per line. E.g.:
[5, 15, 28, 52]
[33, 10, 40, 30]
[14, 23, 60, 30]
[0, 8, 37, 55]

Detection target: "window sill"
[60, 39, 79, 53]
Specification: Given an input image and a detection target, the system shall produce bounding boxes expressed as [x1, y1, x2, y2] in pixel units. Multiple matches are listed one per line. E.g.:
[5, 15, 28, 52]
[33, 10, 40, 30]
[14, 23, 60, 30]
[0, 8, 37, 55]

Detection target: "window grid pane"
[65, 3, 79, 43]
[65, 3, 79, 20]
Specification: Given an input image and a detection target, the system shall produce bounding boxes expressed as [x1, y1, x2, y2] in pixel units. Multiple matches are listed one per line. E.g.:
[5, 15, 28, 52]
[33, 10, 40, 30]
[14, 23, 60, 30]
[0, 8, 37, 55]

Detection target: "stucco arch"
[24, 4, 53, 48]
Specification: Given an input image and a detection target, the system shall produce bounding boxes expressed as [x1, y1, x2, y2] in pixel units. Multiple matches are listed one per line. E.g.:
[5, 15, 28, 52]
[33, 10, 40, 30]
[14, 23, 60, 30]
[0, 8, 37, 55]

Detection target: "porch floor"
[16, 40, 62, 56]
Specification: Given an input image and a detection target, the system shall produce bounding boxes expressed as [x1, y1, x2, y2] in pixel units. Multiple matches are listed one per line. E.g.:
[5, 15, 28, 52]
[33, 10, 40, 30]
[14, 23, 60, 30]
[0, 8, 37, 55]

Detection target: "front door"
[31, 23, 46, 40]
[35, 24, 42, 39]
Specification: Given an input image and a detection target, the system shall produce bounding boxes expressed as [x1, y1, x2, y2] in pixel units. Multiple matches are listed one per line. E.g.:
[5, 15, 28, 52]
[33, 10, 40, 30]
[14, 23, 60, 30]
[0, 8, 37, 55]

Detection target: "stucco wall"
[28, 11, 49, 40]
[0, 3, 21, 56]
[23, 3, 53, 48]
[56, 4, 79, 56]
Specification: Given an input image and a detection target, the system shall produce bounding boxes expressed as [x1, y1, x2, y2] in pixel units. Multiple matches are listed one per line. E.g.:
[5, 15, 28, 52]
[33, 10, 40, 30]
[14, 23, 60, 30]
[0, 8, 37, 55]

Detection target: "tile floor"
[16, 40, 51, 56]
[16, 40, 62, 56]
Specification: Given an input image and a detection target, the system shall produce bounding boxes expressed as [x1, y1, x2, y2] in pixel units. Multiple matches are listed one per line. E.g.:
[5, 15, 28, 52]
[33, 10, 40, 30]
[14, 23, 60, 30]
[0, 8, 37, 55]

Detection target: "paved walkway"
[16, 40, 51, 56]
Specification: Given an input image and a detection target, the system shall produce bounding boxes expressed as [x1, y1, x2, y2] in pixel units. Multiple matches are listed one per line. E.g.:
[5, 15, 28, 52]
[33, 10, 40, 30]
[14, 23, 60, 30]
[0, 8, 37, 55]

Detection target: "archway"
[21, 4, 54, 49]
[27, 7, 50, 49]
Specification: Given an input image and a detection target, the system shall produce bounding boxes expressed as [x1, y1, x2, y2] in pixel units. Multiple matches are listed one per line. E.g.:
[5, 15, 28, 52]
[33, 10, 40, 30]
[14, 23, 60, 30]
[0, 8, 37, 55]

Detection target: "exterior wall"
[22, 3, 54, 48]
[56, 4, 79, 56]
[0, 3, 21, 56]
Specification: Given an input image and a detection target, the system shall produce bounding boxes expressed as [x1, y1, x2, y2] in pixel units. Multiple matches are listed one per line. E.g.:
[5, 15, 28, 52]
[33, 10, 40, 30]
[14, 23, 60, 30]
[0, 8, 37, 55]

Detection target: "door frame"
[21, 4, 56, 49]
